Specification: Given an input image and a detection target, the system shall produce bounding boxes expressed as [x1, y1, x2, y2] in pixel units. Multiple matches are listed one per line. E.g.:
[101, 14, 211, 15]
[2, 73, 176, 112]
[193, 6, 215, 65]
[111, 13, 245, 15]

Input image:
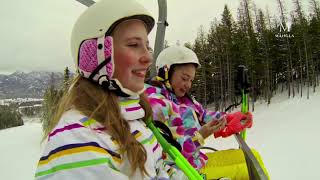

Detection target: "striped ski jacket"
[35, 97, 184, 180]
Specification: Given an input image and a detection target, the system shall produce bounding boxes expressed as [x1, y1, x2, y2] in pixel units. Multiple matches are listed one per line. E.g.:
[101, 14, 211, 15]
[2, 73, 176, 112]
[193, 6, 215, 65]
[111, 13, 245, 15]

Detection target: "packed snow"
[1, 87, 320, 180]
[205, 86, 320, 179]
[0, 122, 43, 180]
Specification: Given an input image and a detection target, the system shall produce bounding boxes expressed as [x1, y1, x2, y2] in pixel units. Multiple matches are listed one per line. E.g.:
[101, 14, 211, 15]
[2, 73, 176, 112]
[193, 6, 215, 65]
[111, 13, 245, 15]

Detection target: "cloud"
[0, 0, 86, 74]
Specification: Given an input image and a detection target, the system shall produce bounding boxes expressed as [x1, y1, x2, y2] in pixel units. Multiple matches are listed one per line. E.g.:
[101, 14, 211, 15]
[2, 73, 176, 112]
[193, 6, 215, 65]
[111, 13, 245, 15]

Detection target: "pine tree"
[206, 20, 222, 110]
[255, 9, 272, 103]
[220, 5, 236, 109]
[192, 26, 208, 106]
[292, 0, 311, 98]
[186, 0, 320, 109]
[63, 67, 71, 92]
[41, 72, 63, 132]
[276, 0, 295, 97]
[0, 105, 23, 130]
[309, 0, 320, 88]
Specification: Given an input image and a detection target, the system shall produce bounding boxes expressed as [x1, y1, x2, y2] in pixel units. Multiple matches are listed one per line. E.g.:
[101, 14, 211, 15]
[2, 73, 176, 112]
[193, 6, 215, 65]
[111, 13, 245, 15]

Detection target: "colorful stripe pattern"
[38, 142, 121, 166]
[35, 105, 173, 179]
[36, 158, 116, 177]
[119, 96, 145, 121]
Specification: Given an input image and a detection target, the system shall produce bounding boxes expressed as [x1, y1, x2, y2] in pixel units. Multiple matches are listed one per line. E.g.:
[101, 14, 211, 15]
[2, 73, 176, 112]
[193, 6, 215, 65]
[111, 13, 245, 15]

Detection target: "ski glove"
[214, 112, 252, 138]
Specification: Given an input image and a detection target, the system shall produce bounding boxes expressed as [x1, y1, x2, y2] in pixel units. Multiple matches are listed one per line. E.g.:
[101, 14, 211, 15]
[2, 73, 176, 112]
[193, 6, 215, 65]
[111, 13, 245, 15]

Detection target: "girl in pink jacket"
[145, 46, 253, 169]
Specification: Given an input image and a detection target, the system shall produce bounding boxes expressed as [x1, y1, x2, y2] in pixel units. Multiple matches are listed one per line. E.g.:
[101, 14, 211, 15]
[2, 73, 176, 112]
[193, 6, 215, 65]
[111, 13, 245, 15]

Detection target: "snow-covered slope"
[0, 123, 43, 180]
[205, 87, 320, 179]
[1, 87, 320, 180]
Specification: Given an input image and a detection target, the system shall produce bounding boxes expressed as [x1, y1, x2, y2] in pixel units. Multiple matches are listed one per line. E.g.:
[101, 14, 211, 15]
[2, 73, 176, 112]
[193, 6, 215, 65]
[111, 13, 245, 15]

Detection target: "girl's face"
[170, 64, 196, 97]
[112, 19, 152, 92]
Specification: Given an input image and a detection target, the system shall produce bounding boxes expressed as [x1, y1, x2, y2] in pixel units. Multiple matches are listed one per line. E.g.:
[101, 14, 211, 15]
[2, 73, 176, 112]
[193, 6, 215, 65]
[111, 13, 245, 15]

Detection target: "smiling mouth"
[132, 69, 147, 78]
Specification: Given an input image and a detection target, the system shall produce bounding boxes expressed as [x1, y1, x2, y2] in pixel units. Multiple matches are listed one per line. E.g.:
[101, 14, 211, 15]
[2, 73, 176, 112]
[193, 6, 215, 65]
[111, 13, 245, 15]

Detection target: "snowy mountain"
[0, 71, 63, 99]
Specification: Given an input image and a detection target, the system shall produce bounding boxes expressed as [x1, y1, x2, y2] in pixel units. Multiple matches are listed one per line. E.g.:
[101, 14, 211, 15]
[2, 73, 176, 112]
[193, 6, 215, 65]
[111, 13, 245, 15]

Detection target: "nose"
[185, 81, 192, 90]
[140, 47, 152, 66]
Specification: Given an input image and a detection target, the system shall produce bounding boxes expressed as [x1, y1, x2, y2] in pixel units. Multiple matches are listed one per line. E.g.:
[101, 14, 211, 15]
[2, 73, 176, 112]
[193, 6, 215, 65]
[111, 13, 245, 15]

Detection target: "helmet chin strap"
[112, 79, 145, 97]
[156, 65, 173, 90]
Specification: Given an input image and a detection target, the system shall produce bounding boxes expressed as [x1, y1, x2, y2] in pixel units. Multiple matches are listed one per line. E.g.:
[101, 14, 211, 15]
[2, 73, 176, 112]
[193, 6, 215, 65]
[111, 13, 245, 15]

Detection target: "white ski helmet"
[155, 46, 200, 89]
[156, 45, 200, 74]
[70, 0, 154, 97]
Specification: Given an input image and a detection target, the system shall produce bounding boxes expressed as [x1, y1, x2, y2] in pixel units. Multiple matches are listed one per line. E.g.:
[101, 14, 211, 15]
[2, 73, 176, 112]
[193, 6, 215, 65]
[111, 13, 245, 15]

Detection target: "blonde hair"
[44, 75, 152, 176]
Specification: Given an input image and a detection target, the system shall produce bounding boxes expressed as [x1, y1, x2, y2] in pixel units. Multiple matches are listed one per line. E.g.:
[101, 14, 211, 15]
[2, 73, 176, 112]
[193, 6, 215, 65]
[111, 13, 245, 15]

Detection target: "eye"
[128, 43, 138, 47]
[182, 77, 188, 81]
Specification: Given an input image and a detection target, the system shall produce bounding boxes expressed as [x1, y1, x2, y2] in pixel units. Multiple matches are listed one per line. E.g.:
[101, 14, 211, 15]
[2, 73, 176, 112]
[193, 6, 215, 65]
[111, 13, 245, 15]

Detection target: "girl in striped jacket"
[35, 0, 183, 179]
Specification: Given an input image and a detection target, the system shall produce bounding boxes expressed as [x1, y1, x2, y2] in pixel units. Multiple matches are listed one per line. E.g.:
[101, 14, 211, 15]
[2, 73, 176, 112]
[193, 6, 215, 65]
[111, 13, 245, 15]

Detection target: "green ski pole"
[237, 65, 249, 140]
[240, 89, 248, 140]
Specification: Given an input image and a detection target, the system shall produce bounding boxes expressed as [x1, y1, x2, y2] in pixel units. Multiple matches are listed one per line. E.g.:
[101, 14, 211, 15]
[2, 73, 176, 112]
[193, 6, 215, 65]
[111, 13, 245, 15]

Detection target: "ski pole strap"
[146, 118, 203, 180]
[152, 120, 182, 151]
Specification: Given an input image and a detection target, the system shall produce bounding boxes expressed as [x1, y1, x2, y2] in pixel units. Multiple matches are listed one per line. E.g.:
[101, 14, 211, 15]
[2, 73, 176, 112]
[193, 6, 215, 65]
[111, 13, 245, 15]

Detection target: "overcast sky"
[0, 0, 309, 74]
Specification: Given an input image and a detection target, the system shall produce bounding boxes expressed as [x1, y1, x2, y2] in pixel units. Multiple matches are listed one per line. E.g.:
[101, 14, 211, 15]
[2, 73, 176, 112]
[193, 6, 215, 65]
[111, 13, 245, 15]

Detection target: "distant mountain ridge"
[0, 71, 63, 99]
